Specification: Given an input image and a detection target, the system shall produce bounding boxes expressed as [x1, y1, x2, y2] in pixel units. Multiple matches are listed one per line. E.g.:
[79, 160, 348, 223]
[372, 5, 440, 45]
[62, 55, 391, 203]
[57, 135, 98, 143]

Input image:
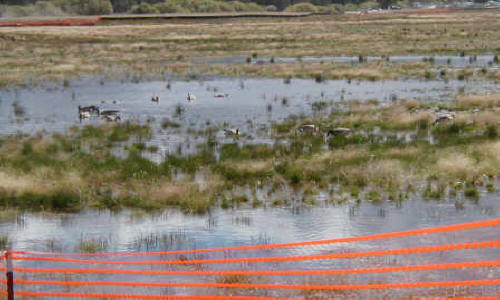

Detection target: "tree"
[110, 0, 138, 12]
[378, 0, 391, 9]
[87, 0, 113, 14]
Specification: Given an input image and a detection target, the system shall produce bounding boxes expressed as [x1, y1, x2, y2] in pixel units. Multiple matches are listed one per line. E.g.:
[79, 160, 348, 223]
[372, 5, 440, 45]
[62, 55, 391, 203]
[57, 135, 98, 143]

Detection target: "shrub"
[5, 5, 36, 17]
[87, 0, 113, 15]
[285, 3, 318, 12]
[360, 0, 378, 9]
[231, 1, 248, 11]
[155, 2, 190, 13]
[51, 0, 112, 15]
[130, 2, 159, 14]
[36, 1, 64, 16]
[464, 187, 479, 198]
[265, 5, 277, 11]
[0, 236, 8, 251]
[243, 2, 264, 11]
[484, 125, 498, 138]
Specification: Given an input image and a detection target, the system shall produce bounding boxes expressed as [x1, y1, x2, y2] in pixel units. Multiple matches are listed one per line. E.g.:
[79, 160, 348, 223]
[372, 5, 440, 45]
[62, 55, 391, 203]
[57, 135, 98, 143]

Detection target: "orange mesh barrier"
[2, 219, 498, 298]
[12, 218, 500, 257]
[4, 260, 499, 276]
[5, 278, 500, 290]
[0, 291, 497, 299]
[11, 240, 499, 265]
[0, 290, 281, 299]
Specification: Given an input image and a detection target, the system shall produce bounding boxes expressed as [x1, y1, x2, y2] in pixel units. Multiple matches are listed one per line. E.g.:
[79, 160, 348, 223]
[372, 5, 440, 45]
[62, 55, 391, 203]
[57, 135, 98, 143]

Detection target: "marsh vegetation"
[0, 92, 498, 213]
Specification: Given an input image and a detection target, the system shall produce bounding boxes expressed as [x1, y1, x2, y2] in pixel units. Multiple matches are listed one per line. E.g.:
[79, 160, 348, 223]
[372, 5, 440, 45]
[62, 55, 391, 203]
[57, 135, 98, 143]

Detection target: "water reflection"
[0, 190, 497, 253]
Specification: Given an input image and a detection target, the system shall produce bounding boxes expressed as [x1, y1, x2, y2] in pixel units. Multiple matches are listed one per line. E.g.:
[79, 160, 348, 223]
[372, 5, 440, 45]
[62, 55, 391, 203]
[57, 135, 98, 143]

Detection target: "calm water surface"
[1, 191, 497, 253]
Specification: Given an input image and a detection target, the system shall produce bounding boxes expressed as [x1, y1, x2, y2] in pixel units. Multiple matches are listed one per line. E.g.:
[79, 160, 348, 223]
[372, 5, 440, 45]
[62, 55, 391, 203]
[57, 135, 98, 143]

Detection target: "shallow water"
[1, 77, 498, 155]
[1, 189, 497, 253]
[204, 54, 500, 68]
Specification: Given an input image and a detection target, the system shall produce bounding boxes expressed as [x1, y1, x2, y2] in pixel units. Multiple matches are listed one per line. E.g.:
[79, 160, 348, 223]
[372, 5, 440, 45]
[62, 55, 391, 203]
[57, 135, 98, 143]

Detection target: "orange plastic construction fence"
[4, 278, 500, 290]
[1, 290, 492, 299]
[2, 219, 498, 299]
[11, 240, 499, 265]
[4, 260, 498, 276]
[11, 218, 500, 257]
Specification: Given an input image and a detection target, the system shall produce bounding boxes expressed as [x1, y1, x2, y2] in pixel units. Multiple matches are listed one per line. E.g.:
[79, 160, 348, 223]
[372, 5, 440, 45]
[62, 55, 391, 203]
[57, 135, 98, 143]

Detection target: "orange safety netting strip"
[0, 290, 281, 299]
[0, 291, 497, 300]
[4, 260, 499, 276]
[12, 218, 500, 257]
[11, 240, 500, 265]
[6, 278, 500, 290]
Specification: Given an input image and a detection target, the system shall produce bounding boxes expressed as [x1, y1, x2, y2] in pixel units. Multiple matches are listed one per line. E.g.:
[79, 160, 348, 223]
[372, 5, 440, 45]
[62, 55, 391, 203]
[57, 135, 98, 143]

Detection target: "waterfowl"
[327, 127, 352, 136]
[214, 93, 229, 98]
[187, 93, 196, 101]
[78, 105, 100, 115]
[224, 128, 239, 136]
[151, 96, 159, 103]
[79, 111, 91, 120]
[298, 124, 319, 134]
[100, 110, 120, 116]
[104, 115, 121, 122]
[433, 112, 456, 126]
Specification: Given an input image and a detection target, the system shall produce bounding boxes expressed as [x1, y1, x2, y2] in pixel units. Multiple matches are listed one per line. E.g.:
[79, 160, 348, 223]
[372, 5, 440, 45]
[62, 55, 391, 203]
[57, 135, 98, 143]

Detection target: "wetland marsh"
[0, 10, 499, 257]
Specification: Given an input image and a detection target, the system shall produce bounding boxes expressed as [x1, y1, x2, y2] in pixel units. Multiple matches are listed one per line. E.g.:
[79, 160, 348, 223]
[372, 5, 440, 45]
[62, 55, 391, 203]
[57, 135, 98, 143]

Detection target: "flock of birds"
[78, 91, 457, 138]
[297, 110, 457, 137]
[78, 92, 240, 137]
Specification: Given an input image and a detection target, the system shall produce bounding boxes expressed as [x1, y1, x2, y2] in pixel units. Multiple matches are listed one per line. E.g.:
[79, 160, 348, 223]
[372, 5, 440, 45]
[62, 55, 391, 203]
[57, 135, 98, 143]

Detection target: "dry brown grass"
[455, 93, 500, 109]
[435, 153, 477, 181]
[224, 159, 273, 173]
[472, 140, 500, 176]
[0, 170, 83, 196]
[454, 110, 500, 127]
[0, 10, 499, 85]
[341, 159, 409, 188]
[380, 105, 433, 129]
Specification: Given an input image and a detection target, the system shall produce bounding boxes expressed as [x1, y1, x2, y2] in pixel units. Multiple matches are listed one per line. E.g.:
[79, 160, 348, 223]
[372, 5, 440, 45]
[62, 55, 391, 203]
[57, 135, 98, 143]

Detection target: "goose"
[104, 114, 121, 122]
[187, 93, 196, 101]
[151, 96, 159, 103]
[78, 105, 100, 115]
[224, 128, 239, 136]
[298, 124, 319, 134]
[79, 111, 91, 120]
[214, 93, 229, 98]
[433, 112, 455, 126]
[327, 127, 352, 136]
[100, 110, 120, 116]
